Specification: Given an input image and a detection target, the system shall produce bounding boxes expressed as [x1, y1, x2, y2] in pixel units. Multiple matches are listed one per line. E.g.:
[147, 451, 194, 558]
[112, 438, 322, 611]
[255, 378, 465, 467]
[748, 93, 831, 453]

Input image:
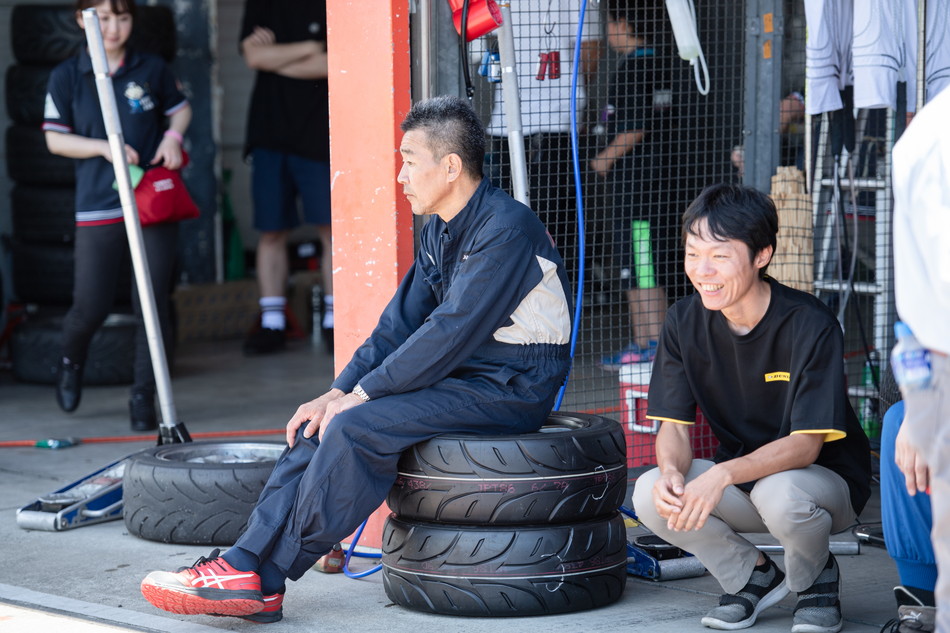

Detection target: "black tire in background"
[11, 4, 177, 65]
[12, 241, 76, 305]
[11, 184, 75, 244]
[11, 241, 132, 306]
[5, 64, 52, 125]
[123, 442, 285, 545]
[382, 513, 628, 617]
[127, 6, 177, 62]
[11, 4, 83, 65]
[10, 313, 135, 385]
[387, 412, 627, 525]
[6, 124, 75, 186]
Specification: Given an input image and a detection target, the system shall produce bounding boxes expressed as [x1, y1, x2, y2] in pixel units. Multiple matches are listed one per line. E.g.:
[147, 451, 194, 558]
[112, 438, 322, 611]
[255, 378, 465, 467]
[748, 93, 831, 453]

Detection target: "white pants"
[632, 459, 856, 593]
[902, 353, 950, 633]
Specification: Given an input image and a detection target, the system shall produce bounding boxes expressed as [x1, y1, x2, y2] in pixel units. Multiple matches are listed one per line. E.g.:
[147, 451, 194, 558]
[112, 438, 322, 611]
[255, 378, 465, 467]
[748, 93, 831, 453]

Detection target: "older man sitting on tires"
[139, 95, 573, 623]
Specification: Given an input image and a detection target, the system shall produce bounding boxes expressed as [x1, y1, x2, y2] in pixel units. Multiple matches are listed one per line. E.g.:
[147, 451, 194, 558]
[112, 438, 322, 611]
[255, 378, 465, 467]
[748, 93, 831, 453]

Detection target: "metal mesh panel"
[470, 1, 744, 469]
[465, 0, 899, 468]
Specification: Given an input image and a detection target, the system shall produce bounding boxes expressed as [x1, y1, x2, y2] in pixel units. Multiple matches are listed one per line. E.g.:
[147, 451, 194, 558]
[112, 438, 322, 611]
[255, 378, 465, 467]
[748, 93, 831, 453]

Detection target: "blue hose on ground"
[342, 518, 382, 579]
[343, 0, 591, 577]
[553, 0, 588, 411]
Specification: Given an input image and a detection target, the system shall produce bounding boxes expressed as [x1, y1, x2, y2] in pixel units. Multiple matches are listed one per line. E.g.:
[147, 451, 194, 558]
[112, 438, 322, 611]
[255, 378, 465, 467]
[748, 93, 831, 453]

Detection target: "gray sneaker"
[880, 605, 937, 633]
[792, 552, 842, 633]
[701, 555, 789, 630]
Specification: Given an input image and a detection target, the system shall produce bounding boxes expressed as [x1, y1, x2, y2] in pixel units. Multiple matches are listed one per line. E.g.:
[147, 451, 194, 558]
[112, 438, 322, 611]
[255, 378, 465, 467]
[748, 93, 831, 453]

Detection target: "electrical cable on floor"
[553, 0, 589, 412]
[0, 428, 283, 449]
[342, 518, 382, 579]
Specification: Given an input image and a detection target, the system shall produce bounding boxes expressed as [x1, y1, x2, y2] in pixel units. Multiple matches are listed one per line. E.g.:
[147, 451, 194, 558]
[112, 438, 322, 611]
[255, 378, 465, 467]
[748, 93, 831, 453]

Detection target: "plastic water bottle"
[35, 437, 82, 449]
[891, 322, 932, 392]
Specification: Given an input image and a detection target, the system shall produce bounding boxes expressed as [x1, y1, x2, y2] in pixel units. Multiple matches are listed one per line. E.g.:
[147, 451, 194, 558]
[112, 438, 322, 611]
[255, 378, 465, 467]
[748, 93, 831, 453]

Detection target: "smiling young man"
[631, 184, 871, 633]
[139, 96, 572, 623]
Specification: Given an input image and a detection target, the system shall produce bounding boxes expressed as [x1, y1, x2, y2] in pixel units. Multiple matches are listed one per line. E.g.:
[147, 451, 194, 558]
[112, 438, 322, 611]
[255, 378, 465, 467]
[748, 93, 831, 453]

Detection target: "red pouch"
[135, 150, 200, 226]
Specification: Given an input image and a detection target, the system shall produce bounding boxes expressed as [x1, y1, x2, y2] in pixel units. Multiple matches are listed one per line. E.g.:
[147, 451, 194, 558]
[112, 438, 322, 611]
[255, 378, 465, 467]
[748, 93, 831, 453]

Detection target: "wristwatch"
[352, 384, 371, 403]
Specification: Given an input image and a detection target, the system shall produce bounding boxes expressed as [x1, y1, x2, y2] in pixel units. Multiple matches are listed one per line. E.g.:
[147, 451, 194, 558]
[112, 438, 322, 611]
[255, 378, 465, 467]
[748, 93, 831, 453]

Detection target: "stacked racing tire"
[382, 412, 629, 617]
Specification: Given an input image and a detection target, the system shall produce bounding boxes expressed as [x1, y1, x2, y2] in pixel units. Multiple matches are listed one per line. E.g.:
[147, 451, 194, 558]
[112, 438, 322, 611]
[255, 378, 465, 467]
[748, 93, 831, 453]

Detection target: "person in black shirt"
[631, 184, 871, 633]
[239, 0, 333, 355]
[592, 3, 679, 369]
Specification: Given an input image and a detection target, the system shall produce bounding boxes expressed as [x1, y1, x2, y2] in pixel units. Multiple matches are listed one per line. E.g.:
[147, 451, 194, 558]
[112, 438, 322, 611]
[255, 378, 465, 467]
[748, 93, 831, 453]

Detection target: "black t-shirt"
[647, 279, 872, 514]
[602, 45, 681, 230]
[607, 47, 675, 148]
[604, 46, 676, 190]
[240, 0, 329, 161]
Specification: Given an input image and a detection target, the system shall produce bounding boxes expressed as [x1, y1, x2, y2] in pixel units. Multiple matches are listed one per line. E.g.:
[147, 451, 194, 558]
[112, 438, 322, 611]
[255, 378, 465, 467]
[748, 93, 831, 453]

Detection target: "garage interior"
[0, 0, 936, 630]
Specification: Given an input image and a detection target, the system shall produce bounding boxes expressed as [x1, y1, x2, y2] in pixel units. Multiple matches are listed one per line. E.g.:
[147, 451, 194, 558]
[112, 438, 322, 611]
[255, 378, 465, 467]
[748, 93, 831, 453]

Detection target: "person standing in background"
[592, 1, 677, 369]
[892, 84, 950, 633]
[44, 0, 192, 431]
[239, 0, 333, 355]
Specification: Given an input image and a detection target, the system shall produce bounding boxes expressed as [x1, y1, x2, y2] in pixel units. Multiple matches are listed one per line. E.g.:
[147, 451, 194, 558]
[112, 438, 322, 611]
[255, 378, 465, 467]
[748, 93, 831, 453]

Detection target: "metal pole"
[418, 0, 433, 100]
[804, 113, 812, 194]
[81, 9, 189, 443]
[496, 2, 529, 205]
[916, 0, 927, 111]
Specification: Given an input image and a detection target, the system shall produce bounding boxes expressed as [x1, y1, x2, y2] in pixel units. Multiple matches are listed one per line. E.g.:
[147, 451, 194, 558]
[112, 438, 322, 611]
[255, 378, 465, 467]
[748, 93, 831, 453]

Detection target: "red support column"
[326, 1, 413, 549]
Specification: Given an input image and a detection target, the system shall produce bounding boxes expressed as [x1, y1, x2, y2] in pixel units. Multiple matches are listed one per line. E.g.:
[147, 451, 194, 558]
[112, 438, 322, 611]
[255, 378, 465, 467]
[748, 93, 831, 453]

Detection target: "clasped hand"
[652, 466, 729, 532]
[285, 388, 365, 447]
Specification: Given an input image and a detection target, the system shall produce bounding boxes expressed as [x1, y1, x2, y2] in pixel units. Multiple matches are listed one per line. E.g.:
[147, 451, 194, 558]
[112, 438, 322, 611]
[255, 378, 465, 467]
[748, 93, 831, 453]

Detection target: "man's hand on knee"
[652, 470, 686, 522]
[286, 388, 346, 447]
[671, 467, 728, 532]
[316, 392, 365, 441]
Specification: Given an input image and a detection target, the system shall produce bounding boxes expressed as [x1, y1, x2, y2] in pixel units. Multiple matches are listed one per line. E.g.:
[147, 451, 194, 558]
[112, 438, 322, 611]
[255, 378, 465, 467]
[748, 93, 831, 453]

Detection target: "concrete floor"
[0, 335, 899, 633]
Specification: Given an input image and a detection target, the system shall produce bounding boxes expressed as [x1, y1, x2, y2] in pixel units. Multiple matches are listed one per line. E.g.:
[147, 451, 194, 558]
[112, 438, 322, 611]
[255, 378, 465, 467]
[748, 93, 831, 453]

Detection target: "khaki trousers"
[632, 459, 856, 593]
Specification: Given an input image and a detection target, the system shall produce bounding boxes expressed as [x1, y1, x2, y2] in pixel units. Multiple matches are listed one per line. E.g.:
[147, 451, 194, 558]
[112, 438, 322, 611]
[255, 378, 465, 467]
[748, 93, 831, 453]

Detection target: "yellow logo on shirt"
[764, 372, 790, 382]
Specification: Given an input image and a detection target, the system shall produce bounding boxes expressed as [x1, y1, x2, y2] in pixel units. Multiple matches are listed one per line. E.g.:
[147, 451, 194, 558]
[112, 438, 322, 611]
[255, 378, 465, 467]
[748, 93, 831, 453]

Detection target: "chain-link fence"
[461, 0, 900, 472]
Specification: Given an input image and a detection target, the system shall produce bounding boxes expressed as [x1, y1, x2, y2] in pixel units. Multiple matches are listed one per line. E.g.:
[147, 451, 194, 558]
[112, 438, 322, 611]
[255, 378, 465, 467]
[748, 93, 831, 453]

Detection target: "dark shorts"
[251, 148, 331, 231]
[606, 163, 682, 292]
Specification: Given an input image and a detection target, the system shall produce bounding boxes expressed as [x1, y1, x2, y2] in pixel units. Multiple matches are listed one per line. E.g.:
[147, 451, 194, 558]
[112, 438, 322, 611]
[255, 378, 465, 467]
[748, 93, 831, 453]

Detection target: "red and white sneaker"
[241, 592, 284, 623]
[141, 548, 264, 617]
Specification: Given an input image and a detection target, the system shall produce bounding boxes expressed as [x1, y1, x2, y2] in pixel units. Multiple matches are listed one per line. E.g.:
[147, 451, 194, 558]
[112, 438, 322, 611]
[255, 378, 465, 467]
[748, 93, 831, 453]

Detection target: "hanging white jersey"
[853, 0, 916, 110]
[805, 0, 853, 115]
[479, 1, 601, 136]
[922, 0, 950, 104]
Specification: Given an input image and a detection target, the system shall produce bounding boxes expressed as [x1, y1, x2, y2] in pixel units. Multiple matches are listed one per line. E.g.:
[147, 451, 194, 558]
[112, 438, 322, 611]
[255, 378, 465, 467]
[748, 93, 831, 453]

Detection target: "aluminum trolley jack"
[16, 459, 127, 531]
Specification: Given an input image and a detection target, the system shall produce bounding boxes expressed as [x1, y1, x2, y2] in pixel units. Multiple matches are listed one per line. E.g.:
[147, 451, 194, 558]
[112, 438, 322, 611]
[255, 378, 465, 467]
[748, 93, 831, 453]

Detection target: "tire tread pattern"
[122, 442, 283, 545]
[11, 314, 135, 385]
[387, 413, 627, 525]
[382, 513, 628, 617]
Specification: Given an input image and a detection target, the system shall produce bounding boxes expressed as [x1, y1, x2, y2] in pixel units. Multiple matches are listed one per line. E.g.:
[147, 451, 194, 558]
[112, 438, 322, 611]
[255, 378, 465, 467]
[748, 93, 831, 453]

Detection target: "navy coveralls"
[233, 179, 573, 582]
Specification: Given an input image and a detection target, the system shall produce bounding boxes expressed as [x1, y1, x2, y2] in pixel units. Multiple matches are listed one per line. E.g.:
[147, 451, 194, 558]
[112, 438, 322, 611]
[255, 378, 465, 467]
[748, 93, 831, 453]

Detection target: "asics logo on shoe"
[191, 570, 259, 589]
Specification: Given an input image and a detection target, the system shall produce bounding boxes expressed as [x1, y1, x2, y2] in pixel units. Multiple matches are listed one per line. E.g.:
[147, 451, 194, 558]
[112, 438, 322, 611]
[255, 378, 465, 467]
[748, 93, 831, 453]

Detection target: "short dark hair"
[681, 183, 778, 278]
[75, 0, 137, 18]
[606, 0, 665, 31]
[400, 96, 485, 181]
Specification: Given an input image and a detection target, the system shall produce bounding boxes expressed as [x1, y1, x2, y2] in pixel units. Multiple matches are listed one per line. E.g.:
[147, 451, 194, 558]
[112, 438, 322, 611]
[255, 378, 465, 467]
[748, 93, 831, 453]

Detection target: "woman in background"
[43, 0, 191, 431]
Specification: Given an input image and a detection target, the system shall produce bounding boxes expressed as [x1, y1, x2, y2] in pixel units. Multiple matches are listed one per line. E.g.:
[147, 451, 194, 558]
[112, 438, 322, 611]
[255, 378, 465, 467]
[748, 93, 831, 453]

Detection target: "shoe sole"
[240, 609, 283, 623]
[141, 580, 264, 616]
[790, 622, 843, 633]
[701, 580, 790, 630]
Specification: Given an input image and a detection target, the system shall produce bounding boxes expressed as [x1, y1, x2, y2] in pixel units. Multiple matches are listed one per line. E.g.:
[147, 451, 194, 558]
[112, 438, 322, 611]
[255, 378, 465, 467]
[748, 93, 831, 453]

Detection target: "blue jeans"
[881, 401, 936, 592]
